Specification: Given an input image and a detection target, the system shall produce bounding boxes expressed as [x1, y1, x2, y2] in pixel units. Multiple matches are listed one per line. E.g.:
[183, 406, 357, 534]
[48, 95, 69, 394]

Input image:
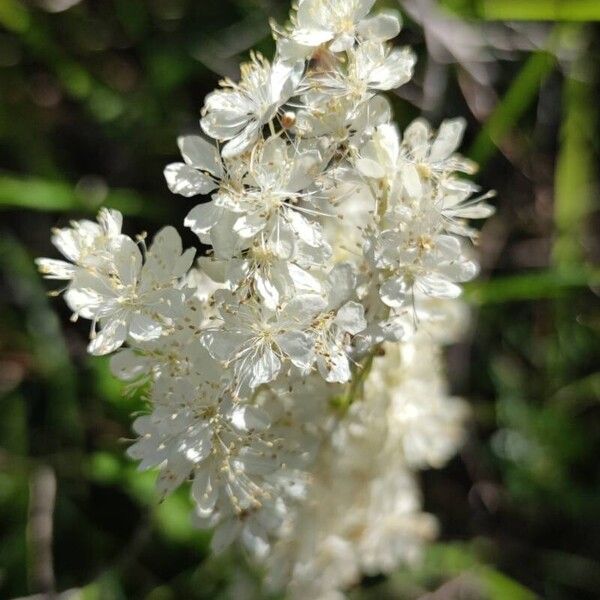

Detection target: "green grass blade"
[553, 26, 597, 268]
[0, 175, 165, 218]
[469, 48, 556, 166]
[465, 269, 600, 305]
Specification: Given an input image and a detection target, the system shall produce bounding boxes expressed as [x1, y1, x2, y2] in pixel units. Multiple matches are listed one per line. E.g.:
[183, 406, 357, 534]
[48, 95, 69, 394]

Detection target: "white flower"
[109, 302, 220, 388]
[183, 136, 329, 263]
[202, 231, 324, 311]
[216, 137, 326, 246]
[365, 339, 470, 469]
[287, 0, 400, 54]
[200, 53, 304, 158]
[36, 208, 123, 280]
[357, 119, 478, 201]
[351, 41, 416, 92]
[394, 118, 478, 200]
[440, 181, 496, 238]
[374, 231, 478, 308]
[315, 42, 415, 101]
[63, 224, 195, 355]
[312, 265, 367, 383]
[295, 93, 391, 148]
[201, 295, 326, 393]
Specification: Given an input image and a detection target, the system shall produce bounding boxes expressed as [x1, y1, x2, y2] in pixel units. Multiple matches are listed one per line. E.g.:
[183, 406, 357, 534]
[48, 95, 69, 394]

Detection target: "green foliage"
[443, 0, 600, 20]
[469, 48, 556, 166]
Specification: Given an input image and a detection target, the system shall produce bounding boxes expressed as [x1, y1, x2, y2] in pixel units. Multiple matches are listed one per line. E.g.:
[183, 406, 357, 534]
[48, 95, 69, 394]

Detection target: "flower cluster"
[39, 0, 494, 597]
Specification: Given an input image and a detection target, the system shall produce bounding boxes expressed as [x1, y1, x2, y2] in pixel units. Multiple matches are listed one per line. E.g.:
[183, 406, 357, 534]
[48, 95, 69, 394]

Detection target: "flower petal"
[177, 135, 223, 177]
[129, 312, 163, 342]
[164, 163, 217, 197]
[380, 276, 411, 308]
[358, 11, 401, 41]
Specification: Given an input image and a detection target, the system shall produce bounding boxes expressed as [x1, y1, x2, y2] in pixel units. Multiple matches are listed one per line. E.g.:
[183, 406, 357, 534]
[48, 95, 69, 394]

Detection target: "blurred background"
[0, 0, 599, 598]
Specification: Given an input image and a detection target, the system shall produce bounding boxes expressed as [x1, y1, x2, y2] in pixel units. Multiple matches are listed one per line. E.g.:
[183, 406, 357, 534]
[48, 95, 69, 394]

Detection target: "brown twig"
[27, 466, 57, 598]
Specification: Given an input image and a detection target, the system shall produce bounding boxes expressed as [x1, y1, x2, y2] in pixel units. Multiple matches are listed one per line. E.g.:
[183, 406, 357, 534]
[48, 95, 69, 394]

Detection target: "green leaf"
[0, 0, 30, 33]
[476, 566, 538, 600]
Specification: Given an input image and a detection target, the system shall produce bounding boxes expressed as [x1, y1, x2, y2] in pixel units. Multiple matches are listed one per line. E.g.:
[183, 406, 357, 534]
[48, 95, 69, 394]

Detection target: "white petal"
[358, 11, 401, 41]
[287, 209, 321, 247]
[221, 121, 261, 159]
[277, 331, 314, 371]
[404, 119, 430, 160]
[284, 294, 327, 322]
[112, 236, 143, 287]
[287, 263, 322, 294]
[210, 212, 244, 259]
[176, 424, 212, 464]
[356, 156, 385, 178]
[355, 0, 377, 20]
[233, 213, 266, 239]
[65, 271, 113, 319]
[155, 468, 187, 500]
[88, 318, 128, 355]
[368, 46, 416, 90]
[286, 150, 322, 193]
[51, 227, 88, 262]
[436, 235, 462, 259]
[201, 90, 252, 139]
[327, 263, 356, 308]
[377, 123, 401, 165]
[417, 275, 462, 299]
[330, 33, 355, 53]
[448, 203, 495, 219]
[110, 349, 149, 381]
[250, 346, 281, 388]
[141, 226, 194, 284]
[439, 259, 479, 282]
[164, 163, 217, 197]
[276, 37, 313, 61]
[430, 118, 466, 162]
[98, 208, 123, 238]
[177, 135, 223, 177]
[151, 225, 182, 260]
[380, 276, 411, 308]
[211, 519, 241, 554]
[173, 247, 196, 279]
[319, 351, 351, 384]
[192, 468, 218, 517]
[184, 201, 223, 237]
[36, 258, 77, 280]
[334, 301, 367, 335]
[401, 163, 423, 199]
[241, 522, 270, 560]
[200, 330, 246, 362]
[129, 312, 163, 342]
[291, 28, 334, 47]
[255, 271, 280, 310]
[270, 59, 304, 102]
[230, 405, 271, 432]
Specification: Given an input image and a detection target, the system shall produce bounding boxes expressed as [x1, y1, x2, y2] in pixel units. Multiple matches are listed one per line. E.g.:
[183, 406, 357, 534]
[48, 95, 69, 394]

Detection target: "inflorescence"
[38, 1, 494, 597]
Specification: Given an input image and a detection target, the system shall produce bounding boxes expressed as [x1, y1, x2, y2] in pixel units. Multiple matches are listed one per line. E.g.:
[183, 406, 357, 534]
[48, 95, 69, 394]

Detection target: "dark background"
[0, 1, 599, 598]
